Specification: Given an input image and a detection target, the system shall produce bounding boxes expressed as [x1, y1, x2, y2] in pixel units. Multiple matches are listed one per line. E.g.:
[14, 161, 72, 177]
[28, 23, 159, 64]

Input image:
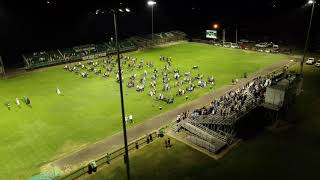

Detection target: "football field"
[0, 42, 287, 179]
[86, 64, 320, 180]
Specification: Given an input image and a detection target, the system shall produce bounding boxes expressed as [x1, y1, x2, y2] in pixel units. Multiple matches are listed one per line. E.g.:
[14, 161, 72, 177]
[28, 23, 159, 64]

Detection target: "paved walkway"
[49, 59, 293, 172]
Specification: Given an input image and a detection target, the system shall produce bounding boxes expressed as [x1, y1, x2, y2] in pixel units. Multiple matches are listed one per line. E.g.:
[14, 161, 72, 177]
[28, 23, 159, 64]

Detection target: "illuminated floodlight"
[125, 8, 131, 12]
[147, 0, 157, 6]
[213, 24, 219, 29]
[119, 9, 124, 12]
[308, 0, 315, 4]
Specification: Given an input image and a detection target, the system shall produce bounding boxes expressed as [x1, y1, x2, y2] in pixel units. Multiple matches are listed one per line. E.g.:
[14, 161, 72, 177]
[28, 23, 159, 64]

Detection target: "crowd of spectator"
[177, 76, 272, 123]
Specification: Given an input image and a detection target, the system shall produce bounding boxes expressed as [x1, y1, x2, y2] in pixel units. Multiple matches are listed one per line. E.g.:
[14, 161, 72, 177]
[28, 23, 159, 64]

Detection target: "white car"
[315, 60, 320, 67]
[265, 49, 271, 53]
[306, 58, 316, 65]
[231, 43, 239, 48]
[255, 43, 267, 48]
[223, 42, 231, 48]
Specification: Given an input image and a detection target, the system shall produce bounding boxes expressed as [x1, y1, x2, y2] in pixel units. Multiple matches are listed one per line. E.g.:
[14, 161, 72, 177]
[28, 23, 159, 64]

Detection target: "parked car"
[213, 42, 222, 47]
[231, 43, 240, 48]
[223, 42, 231, 48]
[306, 57, 316, 65]
[257, 48, 264, 52]
[315, 60, 320, 67]
[255, 43, 268, 48]
[239, 39, 249, 43]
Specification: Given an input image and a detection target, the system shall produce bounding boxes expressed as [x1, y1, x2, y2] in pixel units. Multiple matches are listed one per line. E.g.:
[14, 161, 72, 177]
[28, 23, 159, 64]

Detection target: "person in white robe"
[16, 98, 20, 107]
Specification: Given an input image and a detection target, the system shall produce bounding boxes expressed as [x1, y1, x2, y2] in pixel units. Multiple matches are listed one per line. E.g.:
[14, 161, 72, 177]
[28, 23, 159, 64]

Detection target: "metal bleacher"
[23, 39, 137, 70]
[174, 81, 265, 154]
[186, 135, 218, 153]
[180, 119, 227, 153]
[129, 30, 187, 48]
[22, 31, 185, 69]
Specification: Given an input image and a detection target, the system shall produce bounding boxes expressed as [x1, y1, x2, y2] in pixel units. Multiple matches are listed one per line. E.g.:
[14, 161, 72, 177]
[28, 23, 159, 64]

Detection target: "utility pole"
[236, 29, 238, 44]
[0, 56, 5, 77]
[152, 5, 154, 40]
[147, 1, 157, 41]
[300, 1, 316, 74]
[223, 29, 226, 44]
[112, 10, 131, 180]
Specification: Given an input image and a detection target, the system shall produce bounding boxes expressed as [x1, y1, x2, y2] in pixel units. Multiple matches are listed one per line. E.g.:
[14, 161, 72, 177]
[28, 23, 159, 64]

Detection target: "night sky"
[0, 0, 319, 65]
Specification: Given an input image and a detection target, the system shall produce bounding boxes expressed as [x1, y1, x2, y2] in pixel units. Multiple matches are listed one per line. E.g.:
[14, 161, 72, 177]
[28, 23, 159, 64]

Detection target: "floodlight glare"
[147, 0, 157, 6]
[119, 9, 124, 12]
[125, 8, 131, 12]
[308, 0, 315, 4]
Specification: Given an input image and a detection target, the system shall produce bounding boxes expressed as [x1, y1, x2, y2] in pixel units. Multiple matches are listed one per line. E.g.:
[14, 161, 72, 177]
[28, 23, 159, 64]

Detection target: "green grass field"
[87, 64, 320, 180]
[0, 42, 287, 179]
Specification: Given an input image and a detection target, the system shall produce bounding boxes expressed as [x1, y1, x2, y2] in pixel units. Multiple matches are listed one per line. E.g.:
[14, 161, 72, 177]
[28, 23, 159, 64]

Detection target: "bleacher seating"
[60, 48, 82, 61]
[23, 39, 137, 69]
[23, 50, 64, 69]
[23, 31, 186, 69]
[129, 30, 187, 48]
[173, 76, 271, 153]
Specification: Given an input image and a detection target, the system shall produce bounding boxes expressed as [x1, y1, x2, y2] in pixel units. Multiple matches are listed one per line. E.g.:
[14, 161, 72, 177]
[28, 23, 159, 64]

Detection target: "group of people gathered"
[63, 54, 216, 105]
[177, 76, 272, 123]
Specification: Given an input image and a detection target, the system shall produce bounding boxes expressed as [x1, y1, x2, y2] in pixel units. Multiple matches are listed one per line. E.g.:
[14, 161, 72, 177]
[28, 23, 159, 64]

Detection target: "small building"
[263, 75, 301, 111]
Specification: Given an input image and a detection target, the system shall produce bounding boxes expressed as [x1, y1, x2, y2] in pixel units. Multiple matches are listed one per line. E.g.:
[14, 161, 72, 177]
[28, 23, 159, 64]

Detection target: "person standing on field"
[16, 98, 20, 107]
[56, 87, 62, 95]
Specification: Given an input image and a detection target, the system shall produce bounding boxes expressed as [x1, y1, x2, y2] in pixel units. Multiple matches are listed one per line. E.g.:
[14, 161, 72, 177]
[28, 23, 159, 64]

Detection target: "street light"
[112, 9, 131, 180]
[300, 0, 316, 74]
[308, 0, 315, 4]
[147, 0, 157, 6]
[92, 8, 132, 180]
[147, 0, 157, 41]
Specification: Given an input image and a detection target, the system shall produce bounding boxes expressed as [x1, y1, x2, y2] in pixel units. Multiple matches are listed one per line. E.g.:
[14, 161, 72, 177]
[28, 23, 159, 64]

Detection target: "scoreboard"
[206, 30, 217, 39]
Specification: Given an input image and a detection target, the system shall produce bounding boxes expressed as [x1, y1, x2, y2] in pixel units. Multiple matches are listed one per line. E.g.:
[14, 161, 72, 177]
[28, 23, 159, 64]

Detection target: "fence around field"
[191, 38, 215, 45]
[59, 131, 159, 180]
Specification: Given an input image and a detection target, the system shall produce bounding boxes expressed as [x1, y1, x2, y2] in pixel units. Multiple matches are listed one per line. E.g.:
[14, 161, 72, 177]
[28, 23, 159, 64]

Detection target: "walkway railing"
[58, 131, 158, 180]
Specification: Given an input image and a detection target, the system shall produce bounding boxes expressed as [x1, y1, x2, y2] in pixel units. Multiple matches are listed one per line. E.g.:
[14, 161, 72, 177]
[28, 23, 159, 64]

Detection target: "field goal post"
[0, 56, 5, 78]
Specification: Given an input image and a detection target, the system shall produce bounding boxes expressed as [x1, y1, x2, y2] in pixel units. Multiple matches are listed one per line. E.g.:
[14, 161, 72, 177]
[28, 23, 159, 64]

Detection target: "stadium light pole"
[111, 8, 131, 180]
[0, 56, 5, 77]
[147, 0, 157, 41]
[300, 0, 316, 74]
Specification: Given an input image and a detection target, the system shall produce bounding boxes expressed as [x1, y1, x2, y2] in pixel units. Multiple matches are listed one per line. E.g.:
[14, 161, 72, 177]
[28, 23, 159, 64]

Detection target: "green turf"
[0, 42, 286, 179]
[87, 64, 320, 180]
